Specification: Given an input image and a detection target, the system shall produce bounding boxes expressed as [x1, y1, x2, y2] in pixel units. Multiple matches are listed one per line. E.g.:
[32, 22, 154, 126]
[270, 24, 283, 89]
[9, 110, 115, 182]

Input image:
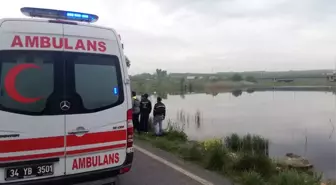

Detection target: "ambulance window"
[74, 54, 123, 110]
[0, 51, 54, 114]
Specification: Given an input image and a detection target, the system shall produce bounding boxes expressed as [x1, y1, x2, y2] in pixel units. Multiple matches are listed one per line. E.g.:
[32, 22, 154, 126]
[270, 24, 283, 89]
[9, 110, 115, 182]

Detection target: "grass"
[135, 121, 330, 185]
[225, 133, 269, 155]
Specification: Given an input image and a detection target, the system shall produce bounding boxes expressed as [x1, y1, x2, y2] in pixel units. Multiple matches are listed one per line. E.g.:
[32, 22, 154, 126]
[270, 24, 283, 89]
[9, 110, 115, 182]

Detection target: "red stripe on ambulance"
[66, 129, 127, 147]
[0, 130, 126, 153]
[0, 136, 63, 153]
[10, 35, 106, 52]
[0, 152, 64, 162]
[66, 144, 126, 156]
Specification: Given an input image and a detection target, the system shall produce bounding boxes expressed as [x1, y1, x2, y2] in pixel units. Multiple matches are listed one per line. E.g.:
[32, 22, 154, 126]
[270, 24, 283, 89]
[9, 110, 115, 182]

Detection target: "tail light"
[120, 166, 131, 174]
[126, 109, 134, 153]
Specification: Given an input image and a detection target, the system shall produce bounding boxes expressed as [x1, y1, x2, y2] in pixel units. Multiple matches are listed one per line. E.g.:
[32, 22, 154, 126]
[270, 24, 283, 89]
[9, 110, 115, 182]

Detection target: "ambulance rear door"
[62, 24, 128, 175]
[0, 19, 66, 183]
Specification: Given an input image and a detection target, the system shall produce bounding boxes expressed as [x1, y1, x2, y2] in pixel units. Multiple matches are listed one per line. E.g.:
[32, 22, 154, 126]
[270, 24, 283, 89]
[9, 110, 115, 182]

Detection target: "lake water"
[151, 91, 336, 179]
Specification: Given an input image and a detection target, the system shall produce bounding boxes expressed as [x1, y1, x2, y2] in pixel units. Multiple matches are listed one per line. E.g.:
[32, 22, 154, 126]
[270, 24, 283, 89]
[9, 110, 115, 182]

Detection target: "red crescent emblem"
[4, 63, 42, 103]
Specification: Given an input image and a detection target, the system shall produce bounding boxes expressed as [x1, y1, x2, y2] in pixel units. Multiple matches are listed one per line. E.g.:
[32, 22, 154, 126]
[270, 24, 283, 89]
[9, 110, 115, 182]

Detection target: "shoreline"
[134, 83, 336, 96]
[245, 85, 336, 91]
[135, 123, 336, 185]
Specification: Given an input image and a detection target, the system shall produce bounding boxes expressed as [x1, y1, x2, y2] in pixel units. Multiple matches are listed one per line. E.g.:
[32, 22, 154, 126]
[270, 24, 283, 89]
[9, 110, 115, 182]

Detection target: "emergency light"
[20, 7, 99, 23]
[113, 87, 119, 95]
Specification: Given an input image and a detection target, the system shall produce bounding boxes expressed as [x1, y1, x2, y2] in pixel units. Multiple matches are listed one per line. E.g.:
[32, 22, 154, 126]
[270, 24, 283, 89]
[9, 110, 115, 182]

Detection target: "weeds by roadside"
[225, 133, 269, 155]
[135, 121, 330, 185]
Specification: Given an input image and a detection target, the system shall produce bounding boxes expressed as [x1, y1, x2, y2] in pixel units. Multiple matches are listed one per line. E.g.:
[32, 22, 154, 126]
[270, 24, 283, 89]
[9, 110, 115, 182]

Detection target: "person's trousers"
[140, 113, 149, 132]
[153, 115, 164, 135]
[132, 113, 140, 133]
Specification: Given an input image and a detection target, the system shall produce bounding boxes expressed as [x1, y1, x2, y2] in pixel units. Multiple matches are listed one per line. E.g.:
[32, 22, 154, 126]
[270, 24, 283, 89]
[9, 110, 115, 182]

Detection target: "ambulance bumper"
[3, 153, 133, 185]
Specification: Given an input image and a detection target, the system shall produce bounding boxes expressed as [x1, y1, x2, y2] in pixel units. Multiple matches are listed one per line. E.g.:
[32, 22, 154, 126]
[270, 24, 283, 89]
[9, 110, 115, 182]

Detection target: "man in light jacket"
[132, 91, 141, 133]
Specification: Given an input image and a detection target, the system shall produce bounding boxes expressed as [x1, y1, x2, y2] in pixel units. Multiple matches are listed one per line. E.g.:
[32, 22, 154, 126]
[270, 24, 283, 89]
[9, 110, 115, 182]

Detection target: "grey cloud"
[150, 0, 336, 22]
[119, 28, 190, 56]
[102, 0, 336, 73]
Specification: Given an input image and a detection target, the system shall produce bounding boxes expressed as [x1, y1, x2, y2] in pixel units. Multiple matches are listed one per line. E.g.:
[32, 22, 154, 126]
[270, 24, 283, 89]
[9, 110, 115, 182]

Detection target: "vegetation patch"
[130, 68, 336, 96]
[135, 121, 333, 185]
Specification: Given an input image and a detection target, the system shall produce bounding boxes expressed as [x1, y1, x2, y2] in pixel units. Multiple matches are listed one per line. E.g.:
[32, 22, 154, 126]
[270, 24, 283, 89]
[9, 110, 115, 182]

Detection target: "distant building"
[186, 76, 196, 80]
[209, 76, 218, 80]
[326, 72, 336, 82]
[273, 78, 294, 83]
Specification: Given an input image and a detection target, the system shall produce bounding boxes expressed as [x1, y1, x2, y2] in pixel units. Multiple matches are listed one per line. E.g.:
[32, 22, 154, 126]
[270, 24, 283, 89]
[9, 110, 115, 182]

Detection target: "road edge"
[134, 145, 214, 185]
[134, 140, 234, 185]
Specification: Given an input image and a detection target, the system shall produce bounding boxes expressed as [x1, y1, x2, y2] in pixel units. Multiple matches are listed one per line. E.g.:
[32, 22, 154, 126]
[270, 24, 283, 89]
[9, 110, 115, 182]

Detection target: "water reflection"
[175, 109, 202, 130]
[212, 92, 219, 97]
[156, 91, 168, 99]
[162, 91, 336, 179]
[246, 88, 255, 94]
[232, 89, 243, 97]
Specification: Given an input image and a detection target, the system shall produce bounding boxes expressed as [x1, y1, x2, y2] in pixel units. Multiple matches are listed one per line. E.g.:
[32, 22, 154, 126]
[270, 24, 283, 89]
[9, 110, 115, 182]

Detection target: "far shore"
[242, 85, 336, 91]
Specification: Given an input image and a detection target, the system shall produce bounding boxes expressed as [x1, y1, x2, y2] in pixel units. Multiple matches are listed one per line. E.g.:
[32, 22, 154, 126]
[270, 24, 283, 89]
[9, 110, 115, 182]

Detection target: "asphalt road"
[119, 150, 202, 185]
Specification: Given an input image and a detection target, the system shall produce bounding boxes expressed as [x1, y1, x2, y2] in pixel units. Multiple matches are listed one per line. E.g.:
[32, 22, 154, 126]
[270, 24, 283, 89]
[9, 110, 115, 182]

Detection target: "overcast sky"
[1, 0, 335, 74]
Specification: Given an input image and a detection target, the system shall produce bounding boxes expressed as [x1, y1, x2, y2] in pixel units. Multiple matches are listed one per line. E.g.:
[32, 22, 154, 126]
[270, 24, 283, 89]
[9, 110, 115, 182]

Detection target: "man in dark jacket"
[132, 91, 141, 133]
[140, 93, 152, 133]
[153, 97, 166, 136]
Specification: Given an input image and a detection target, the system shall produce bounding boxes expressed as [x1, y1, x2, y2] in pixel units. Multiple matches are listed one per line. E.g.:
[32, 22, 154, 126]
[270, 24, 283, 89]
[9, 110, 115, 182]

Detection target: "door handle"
[67, 130, 89, 135]
[67, 126, 89, 135]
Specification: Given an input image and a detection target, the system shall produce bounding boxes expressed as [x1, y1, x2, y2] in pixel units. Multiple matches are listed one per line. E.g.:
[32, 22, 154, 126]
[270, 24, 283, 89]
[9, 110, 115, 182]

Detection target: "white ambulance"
[0, 7, 134, 185]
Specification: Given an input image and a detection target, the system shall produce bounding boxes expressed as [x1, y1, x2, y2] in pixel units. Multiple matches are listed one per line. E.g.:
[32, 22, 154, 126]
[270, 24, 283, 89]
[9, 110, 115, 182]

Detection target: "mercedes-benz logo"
[60, 101, 71, 111]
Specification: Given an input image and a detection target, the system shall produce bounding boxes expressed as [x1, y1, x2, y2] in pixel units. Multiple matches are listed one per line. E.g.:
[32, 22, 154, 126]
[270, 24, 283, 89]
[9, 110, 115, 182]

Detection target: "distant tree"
[189, 83, 193, 92]
[231, 73, 243, 82]
[155, 69, 168, 79]
[180, 78, 186, 92]
[156, 69, 167, 77]
[125, 56, 131, 68]
[155, 69, 168, 90]
[245, 76, 257, 83]
[133, 73, 153, 80]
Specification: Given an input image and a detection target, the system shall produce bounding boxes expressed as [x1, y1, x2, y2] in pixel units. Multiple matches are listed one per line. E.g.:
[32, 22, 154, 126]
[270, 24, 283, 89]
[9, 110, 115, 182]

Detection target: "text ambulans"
[11, 35, 106, 52]
[72, 152, 120, 170]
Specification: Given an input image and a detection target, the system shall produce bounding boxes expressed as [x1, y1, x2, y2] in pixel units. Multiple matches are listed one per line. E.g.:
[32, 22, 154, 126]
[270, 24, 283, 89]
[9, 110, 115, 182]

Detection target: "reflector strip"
[0, 143, 126, 162]
[0, 130, 126, 153]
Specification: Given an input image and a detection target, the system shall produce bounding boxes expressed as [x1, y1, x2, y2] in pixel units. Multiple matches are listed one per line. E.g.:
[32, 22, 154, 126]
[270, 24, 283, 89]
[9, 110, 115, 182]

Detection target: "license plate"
[5, 163, 54, 181]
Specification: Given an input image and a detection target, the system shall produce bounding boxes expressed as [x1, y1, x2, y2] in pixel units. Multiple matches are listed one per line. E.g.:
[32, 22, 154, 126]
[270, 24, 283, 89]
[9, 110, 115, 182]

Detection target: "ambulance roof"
[0, 18, 117, 33]
[0, 8, 123, 52]
[0, 7, 118, 34]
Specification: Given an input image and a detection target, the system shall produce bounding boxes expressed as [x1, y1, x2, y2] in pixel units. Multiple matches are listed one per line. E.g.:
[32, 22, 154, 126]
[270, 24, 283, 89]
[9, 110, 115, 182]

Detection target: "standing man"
[140, 93, 152, 133]
[153, 97, 166, 136]
[132, 91, 141, 133]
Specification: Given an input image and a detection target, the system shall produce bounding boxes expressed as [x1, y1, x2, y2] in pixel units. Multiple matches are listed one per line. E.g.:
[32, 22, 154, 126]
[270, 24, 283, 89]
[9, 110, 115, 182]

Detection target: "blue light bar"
[20, 7, 99, 23]
[113, 87, 119, 95]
